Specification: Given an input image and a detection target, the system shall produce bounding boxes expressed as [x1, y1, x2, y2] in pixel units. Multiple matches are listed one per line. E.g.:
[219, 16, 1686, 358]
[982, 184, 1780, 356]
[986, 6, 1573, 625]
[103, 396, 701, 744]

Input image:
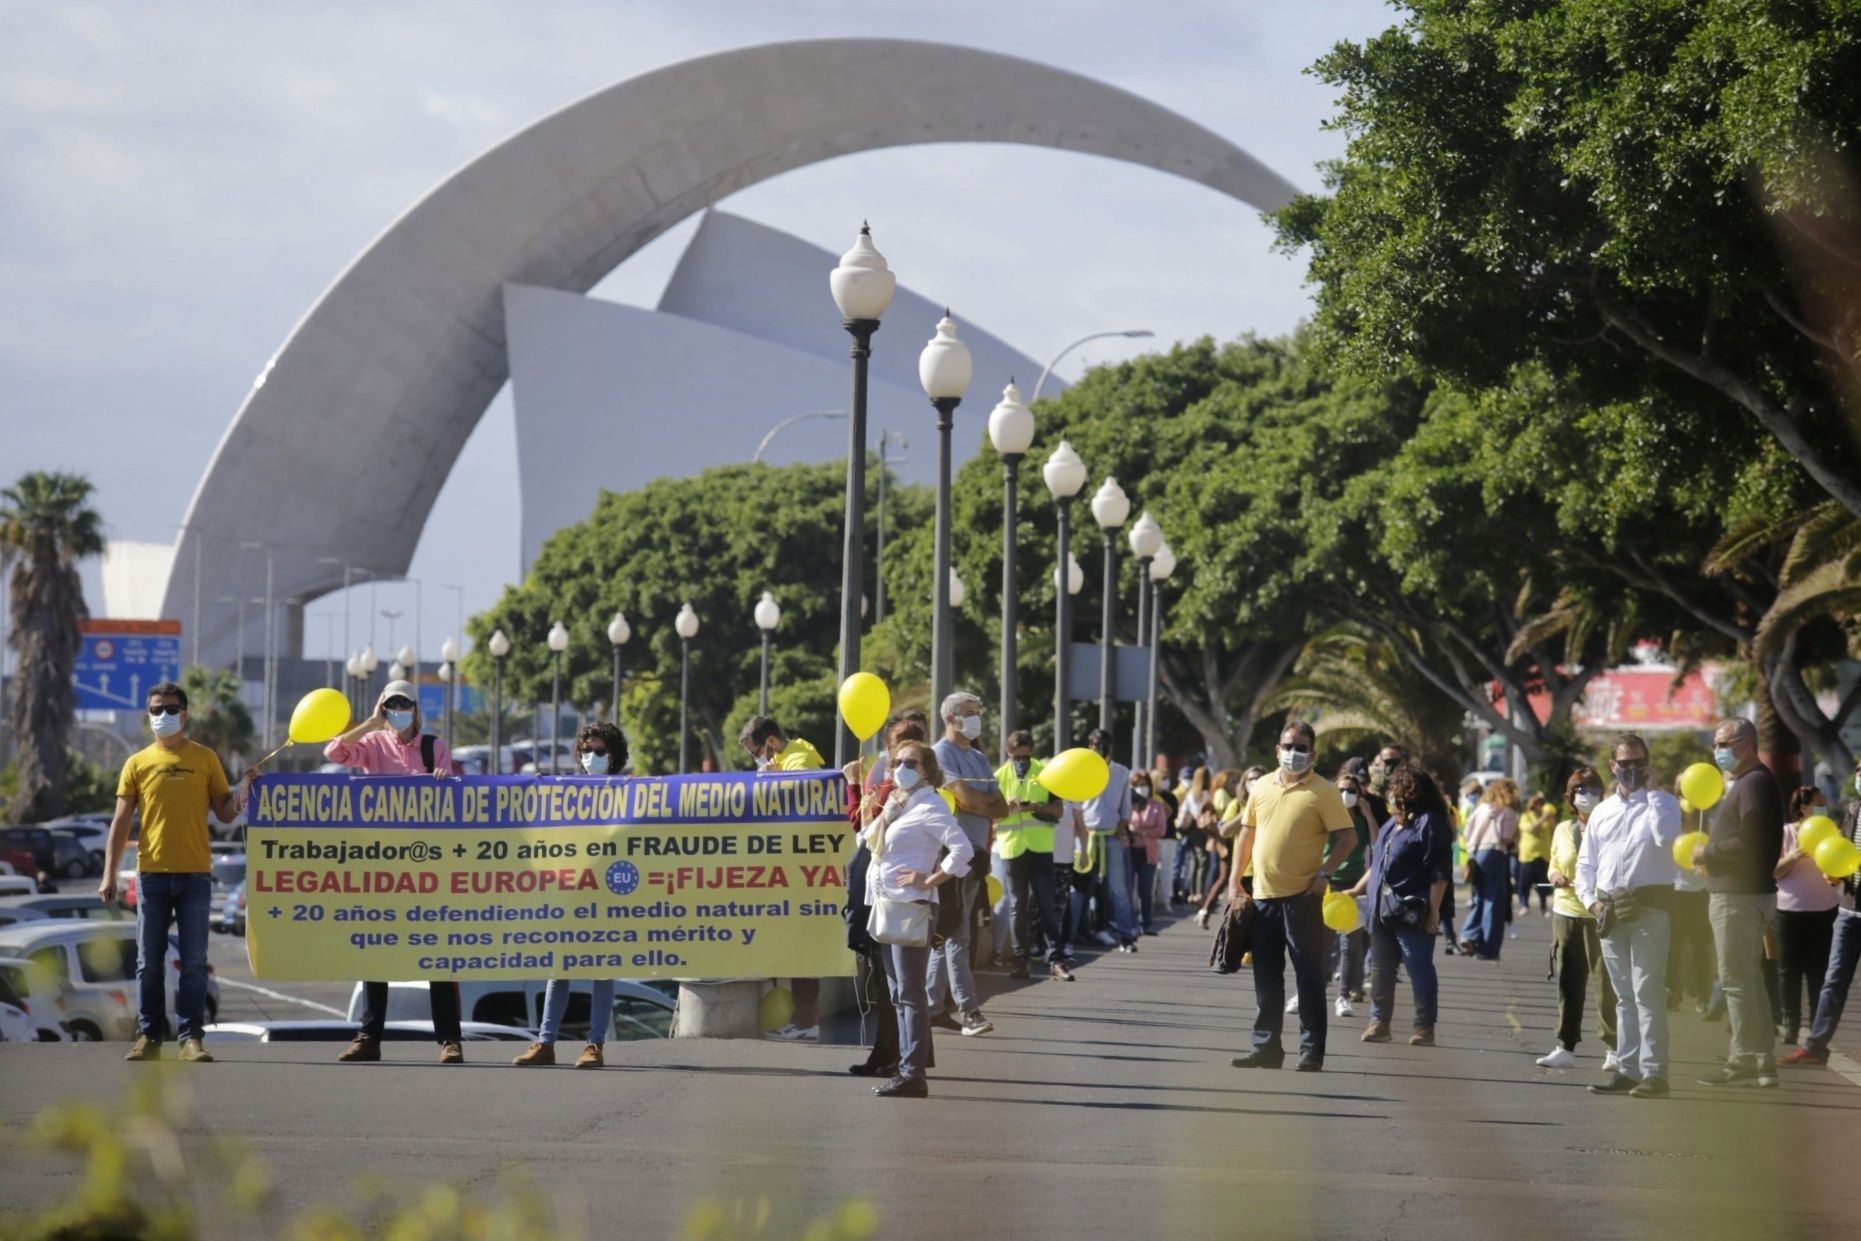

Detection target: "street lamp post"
[344, 652, 361, 718]
[1145, 542, 1176, 769]
[675, 603, 700, 772]
[988, 382, 1035, 751]
[487, 629, 510, 764]
[828, 223, 896, 767]
[239, 542, 275, 750]
[1030, 329, 1156, 404]
[947, 569, 966, 684]
[439, 635, 459, 754]
[606, 612, 630, 723]
[919, 312, 973, 712]
[1089, 478, 1131, 741]
[874, 430, 908, 625]
[754, 591, 780, 715]
[546, 622, 569, 774]
[1043, 441, 1089, 750]
[359, 645, 379, 710]
[1127, 512, 1164, 767]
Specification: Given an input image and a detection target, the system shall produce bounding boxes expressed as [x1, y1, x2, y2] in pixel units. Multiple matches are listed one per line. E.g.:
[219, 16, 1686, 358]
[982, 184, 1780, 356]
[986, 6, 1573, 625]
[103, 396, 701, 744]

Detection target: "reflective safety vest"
[994, 758, 1054, 858]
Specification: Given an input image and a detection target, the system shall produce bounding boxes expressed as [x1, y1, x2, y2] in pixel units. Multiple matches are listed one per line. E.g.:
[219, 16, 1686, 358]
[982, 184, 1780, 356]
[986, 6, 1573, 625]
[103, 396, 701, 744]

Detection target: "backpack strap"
[421, 734, 437, 774]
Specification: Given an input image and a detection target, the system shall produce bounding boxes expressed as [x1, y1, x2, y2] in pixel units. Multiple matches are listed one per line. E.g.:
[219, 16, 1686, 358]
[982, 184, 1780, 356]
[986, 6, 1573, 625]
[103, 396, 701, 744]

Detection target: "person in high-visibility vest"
[993, 730, 1073, 982]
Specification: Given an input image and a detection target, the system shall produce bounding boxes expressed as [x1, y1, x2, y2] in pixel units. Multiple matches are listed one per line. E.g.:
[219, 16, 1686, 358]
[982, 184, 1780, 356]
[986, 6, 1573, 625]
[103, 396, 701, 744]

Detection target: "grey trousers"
[1709, 891, 1778, 1071]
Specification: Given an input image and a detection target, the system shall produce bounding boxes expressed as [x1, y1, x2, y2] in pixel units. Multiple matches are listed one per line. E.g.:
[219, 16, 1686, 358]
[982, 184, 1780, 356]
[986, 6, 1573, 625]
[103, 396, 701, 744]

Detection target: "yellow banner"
[245, 771, 856, 981]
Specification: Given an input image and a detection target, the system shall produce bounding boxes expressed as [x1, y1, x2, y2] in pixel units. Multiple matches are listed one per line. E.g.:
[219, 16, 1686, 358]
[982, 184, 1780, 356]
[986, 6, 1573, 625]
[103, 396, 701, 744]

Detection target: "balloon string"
[252, 739, 293, 770]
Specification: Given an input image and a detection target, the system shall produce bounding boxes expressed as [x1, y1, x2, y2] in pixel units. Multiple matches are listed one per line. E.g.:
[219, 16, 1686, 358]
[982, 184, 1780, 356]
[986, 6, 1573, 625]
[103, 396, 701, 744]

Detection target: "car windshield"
[0, 969, 24, 1007]
[75, 936, 137, 983]
[212, 858, 247, 885]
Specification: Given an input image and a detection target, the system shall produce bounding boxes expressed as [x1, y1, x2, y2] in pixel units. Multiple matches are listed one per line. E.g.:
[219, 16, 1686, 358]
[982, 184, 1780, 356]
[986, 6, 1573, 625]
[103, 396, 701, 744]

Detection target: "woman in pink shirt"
[324, 679, 464, 1064]
[1775, 786, 1842, 1045]
[1127, 770, 1169, 936]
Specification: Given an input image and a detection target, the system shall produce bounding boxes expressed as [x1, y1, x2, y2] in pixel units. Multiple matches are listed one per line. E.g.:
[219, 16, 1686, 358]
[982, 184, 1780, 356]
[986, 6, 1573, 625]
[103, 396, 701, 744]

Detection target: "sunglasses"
[584, 748, 608, 759]
[383, 698, 415, 711]
[147, 703, 183, 716]
[1280, 744, 1311, 754]
[895, 759, 920, 771]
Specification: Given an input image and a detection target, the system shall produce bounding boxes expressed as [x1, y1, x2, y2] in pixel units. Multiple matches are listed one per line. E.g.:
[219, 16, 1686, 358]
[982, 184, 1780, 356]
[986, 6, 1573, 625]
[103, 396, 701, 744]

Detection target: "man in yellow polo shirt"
[100, 680, 256, 1063]
[1229, 721, 1355, 1073]
[738, 714, 828, 1041]
[995, 730, 1072, 982]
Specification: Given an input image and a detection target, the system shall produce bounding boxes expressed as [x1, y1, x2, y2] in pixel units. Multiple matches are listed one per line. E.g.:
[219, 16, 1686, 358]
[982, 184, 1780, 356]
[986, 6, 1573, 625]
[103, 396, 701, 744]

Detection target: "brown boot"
[124, 1034, 160, 1062]
[178, 1037, 214, 1063]
[1409, 1028, 1436, 1047]
[511, 1041, 555, 1066]
[439, 1040, 465, 1065]
[1360, 1021, 1391, 1043]
[574, 1043, 604, 1069]
[338, 1035, 380, 1062]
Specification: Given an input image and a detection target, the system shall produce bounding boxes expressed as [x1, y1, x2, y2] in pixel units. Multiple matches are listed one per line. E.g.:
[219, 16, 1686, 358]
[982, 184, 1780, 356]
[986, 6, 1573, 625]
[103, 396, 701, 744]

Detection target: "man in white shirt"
[1575, 733, 1681, 1099]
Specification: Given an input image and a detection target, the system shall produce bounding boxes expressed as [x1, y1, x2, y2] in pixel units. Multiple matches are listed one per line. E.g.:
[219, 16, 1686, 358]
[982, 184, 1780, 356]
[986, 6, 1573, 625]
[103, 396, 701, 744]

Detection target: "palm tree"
[179, 664, 255, 774]
[2, 471, 105, 822]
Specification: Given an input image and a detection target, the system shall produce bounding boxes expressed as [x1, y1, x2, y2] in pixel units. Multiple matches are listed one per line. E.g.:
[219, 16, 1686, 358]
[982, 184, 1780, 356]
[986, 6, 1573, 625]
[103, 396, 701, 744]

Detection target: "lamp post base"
[672, 980, 764, 1038]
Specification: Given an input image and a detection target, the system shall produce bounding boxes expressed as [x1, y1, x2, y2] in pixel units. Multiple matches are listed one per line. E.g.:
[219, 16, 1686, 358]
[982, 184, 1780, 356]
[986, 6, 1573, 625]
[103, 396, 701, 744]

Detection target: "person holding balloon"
[927, 692, 1009, 1037]
[1783, 757, 1861, 1068]
[1534, 766, 1618, 1072]
[1691, 718, 1786, 1088]
[1350, 765, 1452, 1046]
[327, 679, 467, 1065]
[1771, 786, 1841, 1048]
[844, 716, 930, 1080]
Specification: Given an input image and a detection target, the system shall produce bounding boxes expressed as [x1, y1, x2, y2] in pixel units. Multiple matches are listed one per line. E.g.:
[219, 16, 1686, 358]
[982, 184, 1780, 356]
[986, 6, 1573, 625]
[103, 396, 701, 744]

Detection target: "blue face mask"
[387, 709, 415, 733]
[1713, 746, 1738, 773]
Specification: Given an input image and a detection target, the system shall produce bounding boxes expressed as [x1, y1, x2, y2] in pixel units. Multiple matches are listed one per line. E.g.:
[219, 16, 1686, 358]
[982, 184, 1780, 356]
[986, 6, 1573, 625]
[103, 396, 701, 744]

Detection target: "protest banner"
[244, 771, 856, 981]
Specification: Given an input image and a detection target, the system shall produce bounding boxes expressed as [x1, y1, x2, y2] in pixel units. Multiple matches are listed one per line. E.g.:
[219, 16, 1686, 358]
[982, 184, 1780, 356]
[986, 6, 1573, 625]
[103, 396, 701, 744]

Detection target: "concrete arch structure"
[164, 37, 1300, 660]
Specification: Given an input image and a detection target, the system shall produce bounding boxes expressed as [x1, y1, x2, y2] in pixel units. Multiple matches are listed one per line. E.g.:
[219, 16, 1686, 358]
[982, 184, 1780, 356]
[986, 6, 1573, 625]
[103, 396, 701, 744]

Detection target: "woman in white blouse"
[859, 740, 974, 1098]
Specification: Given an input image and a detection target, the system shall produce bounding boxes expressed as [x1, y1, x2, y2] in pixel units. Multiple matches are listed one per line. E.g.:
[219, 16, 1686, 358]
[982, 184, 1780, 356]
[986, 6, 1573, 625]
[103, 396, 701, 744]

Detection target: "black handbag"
[1377, 886, 1427, 929]
[1209, 901, 1255, 974]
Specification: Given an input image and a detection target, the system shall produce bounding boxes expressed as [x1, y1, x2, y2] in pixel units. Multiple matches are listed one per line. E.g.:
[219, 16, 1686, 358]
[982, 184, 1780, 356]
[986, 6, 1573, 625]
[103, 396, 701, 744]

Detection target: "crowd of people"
[101, 677, 1861, 1109]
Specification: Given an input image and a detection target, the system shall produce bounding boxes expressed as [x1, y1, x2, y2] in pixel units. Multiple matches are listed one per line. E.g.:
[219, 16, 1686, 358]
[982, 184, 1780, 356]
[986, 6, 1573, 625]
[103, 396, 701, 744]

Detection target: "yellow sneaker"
[178, 1037, 215, 1063]
[511, 1041, 554, 1066]
[124, 1034, 160, 1062]
[574, 1043, 604, 1069]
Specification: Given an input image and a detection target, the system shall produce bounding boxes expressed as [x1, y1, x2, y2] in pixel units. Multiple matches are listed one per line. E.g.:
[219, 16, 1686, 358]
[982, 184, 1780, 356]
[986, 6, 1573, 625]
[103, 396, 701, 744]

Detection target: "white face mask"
[150, 710, 183, 738]
[1341, 791, 1359, 809]
[894, 764, 921, 791]
[581, 751, 608, 775]
[1573, 791, 1599, 813]
[1278, 747, 1311, 775]
[959, 715, 983, 741]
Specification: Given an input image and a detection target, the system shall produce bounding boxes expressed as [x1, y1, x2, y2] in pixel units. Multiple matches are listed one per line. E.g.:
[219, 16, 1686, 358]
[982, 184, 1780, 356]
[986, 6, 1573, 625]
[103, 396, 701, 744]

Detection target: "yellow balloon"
[1321, 890, 1361, 934]
[1679, 797, 1696, 816]
[1814, 835, 1860, 880]
[1798, 815, 1840, 856]
[1037, 748, 1111, 802]
[986, 874, 1004, 906]
[288, 687, 352, 744]
[758, 984, 794, 1033]
[937, 787, 958, 813]
[1672, 830, 1709, 870]
[1678, 762, 1724, 811]
[836, 673, 891, 742]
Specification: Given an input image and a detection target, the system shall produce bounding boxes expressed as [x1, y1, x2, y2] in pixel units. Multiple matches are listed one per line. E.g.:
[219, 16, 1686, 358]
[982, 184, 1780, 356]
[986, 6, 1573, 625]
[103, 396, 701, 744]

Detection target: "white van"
[0, 922, 220, 1041]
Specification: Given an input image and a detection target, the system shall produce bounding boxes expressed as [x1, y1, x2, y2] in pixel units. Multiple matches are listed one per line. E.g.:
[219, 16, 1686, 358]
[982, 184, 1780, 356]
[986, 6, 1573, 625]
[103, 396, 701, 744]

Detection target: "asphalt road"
[4, 908, 1858, 1241]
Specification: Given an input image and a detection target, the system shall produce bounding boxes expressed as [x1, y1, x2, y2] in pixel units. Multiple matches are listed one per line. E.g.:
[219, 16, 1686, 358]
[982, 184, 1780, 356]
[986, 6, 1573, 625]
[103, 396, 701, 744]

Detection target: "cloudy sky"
[2, 0, 1397, 663]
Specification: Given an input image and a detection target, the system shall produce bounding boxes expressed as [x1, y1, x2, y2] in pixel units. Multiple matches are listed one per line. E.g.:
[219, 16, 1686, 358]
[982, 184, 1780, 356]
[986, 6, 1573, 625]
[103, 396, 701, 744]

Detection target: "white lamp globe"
[828, 223, 897, 322]
[948, 569, 966, 610]
[439, 635, 459, 663]
[675, 603, 700, 640]
[987, 381, 1035, 457]
[360, 645, 378, 674]
[487, 629, 510, 659]
[606, 612, 630, 646]
[754, 591, 781, 632]
[1054, 554, 1085, 596]
[1090, 477, 1131, 531]
[1150, 542, 1177, 581]
[345, 653, 361, 678]
[397, 643, 416, 669]
[918, 312, 973, 401]
[1128, 511, 1165, 560]
[388, 661, 406, 682]
[546, 621, 569, 653]
[1043, 440, 1088, 499]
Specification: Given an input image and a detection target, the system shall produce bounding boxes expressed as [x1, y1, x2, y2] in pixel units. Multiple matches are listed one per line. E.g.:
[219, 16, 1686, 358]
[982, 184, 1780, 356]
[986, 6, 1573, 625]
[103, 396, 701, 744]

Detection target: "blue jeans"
[1006, 851, 1063, 965]
[882, 941, 933, 1080]
[1369, 920, 1438, 1030]
[1071, 833, 1138, 944]
[136, 872, 211, 1042]
[926, 873, 980, 1016]
[1808, 909, 1861, 1056]
[539, 979, 615, 1045]
[1460, 849, 1509, 959]
[1248, 892, 1330, 1060]
[1129, 848, 1157, 933]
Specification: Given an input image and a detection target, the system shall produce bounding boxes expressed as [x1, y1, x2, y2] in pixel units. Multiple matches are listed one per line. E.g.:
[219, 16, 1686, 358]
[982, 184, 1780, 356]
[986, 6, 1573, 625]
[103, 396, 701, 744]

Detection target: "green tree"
[1276, 0, 1861, 518]
[464, 462, 913, 776]
[178, 664, 256, 774]
[2, 471, 104, 822]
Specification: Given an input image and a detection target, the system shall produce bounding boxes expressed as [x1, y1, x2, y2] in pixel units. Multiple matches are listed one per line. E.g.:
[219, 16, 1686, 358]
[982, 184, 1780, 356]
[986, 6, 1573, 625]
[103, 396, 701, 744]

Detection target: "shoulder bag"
[864, 804, 934, 948]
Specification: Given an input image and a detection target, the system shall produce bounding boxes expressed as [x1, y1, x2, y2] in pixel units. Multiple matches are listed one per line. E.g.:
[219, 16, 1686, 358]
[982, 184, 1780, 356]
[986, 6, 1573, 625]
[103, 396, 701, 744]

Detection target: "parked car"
[0, 921, 220, 1041]
[209, 848, 246, 927]
[451, 745, 538, 776]
[203, 1020, 534, 1043]
[47, 821, 111, 873]
[0, 827, 56, 873]
[347, 979, 677, 1041]
[0, 894, 131, 924]
[0, 875, 41, 898]
[0, 848, 41, 882]
[0, 955, 68, 1040]
[218, 881, 247, 936]
[0, 972, 36, 1043]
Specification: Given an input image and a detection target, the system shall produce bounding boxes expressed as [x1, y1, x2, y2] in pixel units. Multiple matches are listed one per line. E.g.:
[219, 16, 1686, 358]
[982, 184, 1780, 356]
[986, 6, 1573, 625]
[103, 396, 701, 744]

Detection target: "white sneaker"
[1536, 1046, 1578, 1069]
[1601, 1050, 1621, 1073]
[1285, 995, 1300, 1014]
[1334, 995, 1355, 1018]
[763, 1024, 819, 1043]
[1194, 909, 1210, 929]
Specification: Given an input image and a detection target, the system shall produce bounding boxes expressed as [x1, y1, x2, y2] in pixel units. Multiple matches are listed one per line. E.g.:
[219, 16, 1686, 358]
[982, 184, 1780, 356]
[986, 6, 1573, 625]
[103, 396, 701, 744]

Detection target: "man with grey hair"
[1693, 716, 1785, 1087]
[930, 690, 1009, 1036]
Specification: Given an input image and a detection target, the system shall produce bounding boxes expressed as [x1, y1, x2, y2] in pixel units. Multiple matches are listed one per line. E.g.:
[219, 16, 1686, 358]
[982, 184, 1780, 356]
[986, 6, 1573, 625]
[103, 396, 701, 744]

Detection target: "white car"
[0, 955, 68, 1041]
[0, 922, 220, 1041]
[0, 996, 34, 1043]
[0, 876, 40, 897]
[350, 978, 677, 1041]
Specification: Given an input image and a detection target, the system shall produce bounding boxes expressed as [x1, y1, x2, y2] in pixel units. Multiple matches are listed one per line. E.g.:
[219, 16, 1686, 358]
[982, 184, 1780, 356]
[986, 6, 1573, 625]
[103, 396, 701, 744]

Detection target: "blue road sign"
[73, 623, 183, 710]
[417, 683, 483, 718]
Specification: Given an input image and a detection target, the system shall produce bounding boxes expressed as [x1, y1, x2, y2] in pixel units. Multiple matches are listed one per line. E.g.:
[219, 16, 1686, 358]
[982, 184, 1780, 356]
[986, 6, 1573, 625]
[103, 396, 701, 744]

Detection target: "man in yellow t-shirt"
[100, 681, 255, 1063]
[737, 714, 829, 1041]
[1516, 794, 1555, 918]
[1229, 722, 1355, 1072]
